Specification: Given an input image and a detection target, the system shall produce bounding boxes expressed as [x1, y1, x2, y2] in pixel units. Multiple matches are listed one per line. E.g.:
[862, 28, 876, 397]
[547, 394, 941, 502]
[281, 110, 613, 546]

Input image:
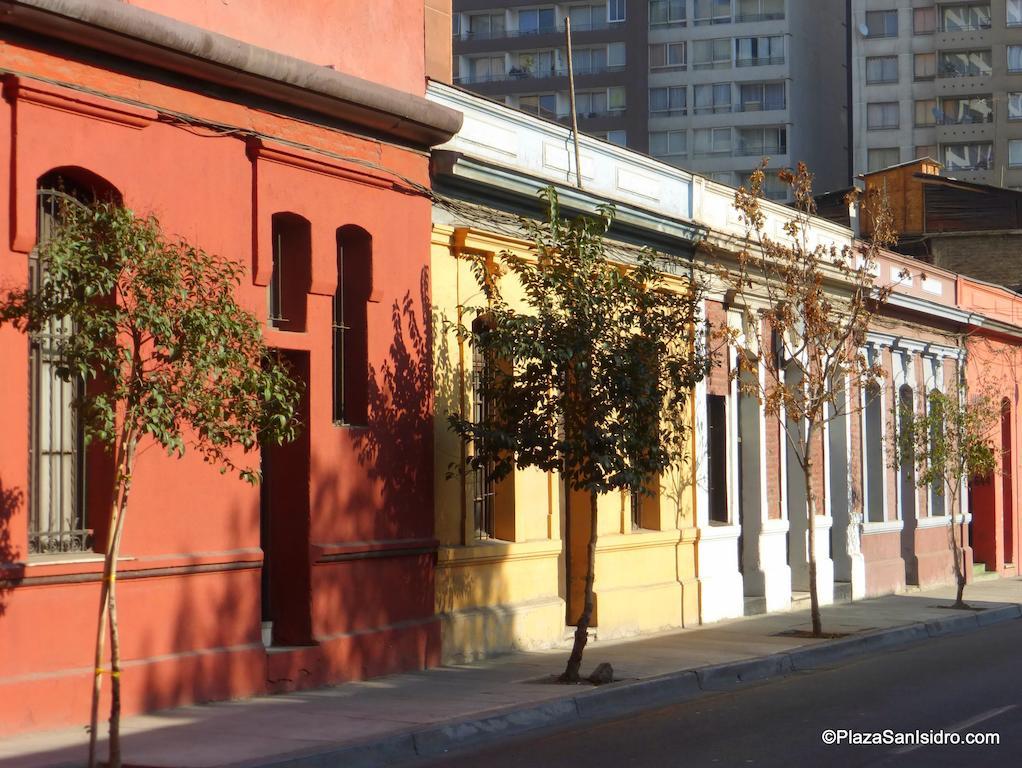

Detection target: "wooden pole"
[564, 17, 583, 190]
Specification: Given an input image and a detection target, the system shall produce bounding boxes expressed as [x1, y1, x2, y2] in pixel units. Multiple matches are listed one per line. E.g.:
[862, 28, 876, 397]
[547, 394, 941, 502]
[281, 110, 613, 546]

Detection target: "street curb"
[229, 605, 1021, 768]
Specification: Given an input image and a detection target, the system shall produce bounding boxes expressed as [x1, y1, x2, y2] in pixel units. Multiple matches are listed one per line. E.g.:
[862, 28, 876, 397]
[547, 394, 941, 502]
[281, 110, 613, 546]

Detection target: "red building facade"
[0, 0, 458, 735]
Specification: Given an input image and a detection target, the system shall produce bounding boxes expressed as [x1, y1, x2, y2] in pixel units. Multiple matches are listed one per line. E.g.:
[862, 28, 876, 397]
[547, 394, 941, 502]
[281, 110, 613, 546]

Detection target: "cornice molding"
[2, 74, 156, 128]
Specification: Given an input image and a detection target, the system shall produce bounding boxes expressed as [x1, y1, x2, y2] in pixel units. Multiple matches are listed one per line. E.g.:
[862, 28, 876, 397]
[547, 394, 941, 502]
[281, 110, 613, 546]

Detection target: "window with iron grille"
[334, 226, 371, 426]
[629, 489, 643, 530]
[269, 213, 312, 333]
[471, 317, 496, 539]
[29, 180, 91, 554]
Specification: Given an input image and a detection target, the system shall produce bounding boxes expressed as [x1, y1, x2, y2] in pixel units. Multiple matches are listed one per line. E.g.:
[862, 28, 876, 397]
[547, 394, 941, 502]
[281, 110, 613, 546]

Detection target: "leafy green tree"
[448, 190, 708, 682]
[896, 389, 997, 608]
[715, 162, 896, 637]
[0, 200, 302, 768]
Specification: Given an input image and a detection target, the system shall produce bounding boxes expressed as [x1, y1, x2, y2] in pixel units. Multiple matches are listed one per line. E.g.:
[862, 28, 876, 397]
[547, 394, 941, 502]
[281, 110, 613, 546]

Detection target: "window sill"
[862, 520, 904, 534]
[24, 551, 105, 566]
[2, 549, 263, 583]
[437, 539, 562, 565]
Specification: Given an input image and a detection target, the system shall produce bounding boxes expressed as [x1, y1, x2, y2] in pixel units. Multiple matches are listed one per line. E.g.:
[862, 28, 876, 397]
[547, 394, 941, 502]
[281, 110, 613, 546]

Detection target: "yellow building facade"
[430, 222, 701, 664]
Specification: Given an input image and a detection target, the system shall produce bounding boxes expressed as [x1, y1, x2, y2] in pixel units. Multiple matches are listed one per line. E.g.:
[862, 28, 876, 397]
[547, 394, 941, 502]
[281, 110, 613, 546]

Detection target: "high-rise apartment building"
[452, 1, 850, 197]
[852, 1, 1022, 187]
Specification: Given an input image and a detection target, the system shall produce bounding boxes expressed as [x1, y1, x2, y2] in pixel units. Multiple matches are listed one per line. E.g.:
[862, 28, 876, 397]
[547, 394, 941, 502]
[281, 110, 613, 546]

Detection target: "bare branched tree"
[712, 162, 897, 636]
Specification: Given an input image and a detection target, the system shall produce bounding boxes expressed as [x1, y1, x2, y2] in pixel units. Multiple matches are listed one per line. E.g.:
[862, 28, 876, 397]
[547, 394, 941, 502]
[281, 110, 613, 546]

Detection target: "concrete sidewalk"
[5, 578, 1021, 768]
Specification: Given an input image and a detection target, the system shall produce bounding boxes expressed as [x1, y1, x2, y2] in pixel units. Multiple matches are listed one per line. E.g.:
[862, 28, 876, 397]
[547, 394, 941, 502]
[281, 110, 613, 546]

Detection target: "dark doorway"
[1002, 399, 1013, 566]
[260, 349, 313, 646]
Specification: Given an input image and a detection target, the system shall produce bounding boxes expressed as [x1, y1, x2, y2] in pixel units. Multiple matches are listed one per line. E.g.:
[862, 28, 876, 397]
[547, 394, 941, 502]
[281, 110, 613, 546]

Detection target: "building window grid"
[735, 0, 784, 24]
[692, 38, 733, 70]
[736, 81, 785, 112]
[915, 98, 938, 127]
[866, 56, 899, 85]
[471, 320, 496, 540]
[1010, 0, 1022, 26]
[913, 6, 936, 34]
[650, 0, 686, 27]
[694, 0, 732, 25]
[519, 93, 558, 119]
[694, 82, 732, 114]
[914, 52, 937, 81]
[1009, 92, 1022, 120]
[938, 3, 991, 32]
[735, 35, 784, 67]
[463, 12, 506, 41]
[649, 129, 688, 157]
[736, 126, 787, 156]
[331, 261, 349, 424]
[568, 4, 609, 33]
[867, 102, 900, 131]
[937, 49, 992, 78]
[942, 141, 994, 170]
[269, 227, 287, 327]
[1009, 45, 1022, 73]
[694, 126, 733, 156]
[649, 85, 687, 116]
[517, 7, 558, 36]
[939, 95, 993, 124]
[1009, 139, 1022, 168]
[865, 9, 898, 39]
[868, 147, 900, 172]
[649, 41, 687, 70]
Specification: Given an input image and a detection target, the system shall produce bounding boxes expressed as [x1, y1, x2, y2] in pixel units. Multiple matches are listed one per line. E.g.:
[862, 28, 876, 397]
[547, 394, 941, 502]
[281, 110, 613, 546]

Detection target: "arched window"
[334, 226, 371, 425]
[268, 213, 311, 332]
[30, 169, 119, 554]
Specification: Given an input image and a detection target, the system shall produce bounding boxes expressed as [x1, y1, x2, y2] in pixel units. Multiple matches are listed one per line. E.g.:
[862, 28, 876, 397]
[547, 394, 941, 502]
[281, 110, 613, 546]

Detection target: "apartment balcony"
[734, 12, 785, 23]
[453, 20, 612, 43]
[935, 65, 991, 80]
[455, 64, 625, 86]
[692, 145, 787, 159]
[735, 57, 785, 68]
[557, 108, 627, 122]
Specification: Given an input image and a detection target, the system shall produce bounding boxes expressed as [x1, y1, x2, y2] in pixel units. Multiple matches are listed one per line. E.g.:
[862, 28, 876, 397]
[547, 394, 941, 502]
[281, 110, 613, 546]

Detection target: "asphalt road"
[414, 618, 1022, 768]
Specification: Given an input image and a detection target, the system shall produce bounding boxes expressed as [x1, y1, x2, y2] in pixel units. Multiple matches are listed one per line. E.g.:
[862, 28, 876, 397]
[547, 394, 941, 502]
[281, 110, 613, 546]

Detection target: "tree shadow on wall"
[351, 268, 436, 538]
[0, 481, 24, 617]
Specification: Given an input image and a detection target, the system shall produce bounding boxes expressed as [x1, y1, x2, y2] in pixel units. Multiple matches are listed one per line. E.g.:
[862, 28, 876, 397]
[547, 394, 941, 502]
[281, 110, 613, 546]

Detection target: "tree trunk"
[951, 496, 968, 608]
[87, 435, 128, 768]
[86, 524, 115, 768]
[804, 454, 823, 637]
[106, 435, 137, 768]
[561, 490, 599, 683]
